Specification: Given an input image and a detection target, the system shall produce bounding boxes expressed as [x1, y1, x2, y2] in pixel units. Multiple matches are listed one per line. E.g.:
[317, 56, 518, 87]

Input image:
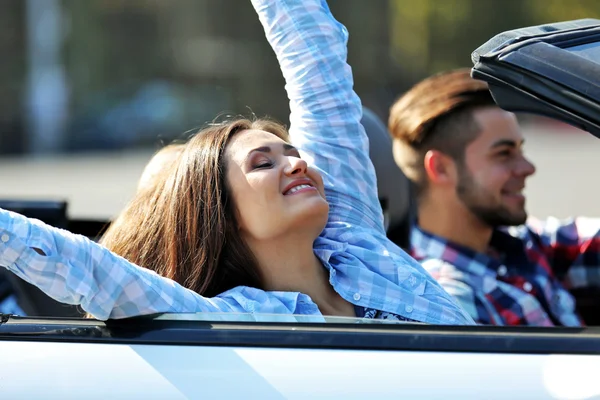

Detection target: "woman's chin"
[292, 201, 329, 231]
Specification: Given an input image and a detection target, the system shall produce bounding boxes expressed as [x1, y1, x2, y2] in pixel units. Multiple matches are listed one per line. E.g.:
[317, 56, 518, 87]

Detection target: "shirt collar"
[410, 225, 528, 278]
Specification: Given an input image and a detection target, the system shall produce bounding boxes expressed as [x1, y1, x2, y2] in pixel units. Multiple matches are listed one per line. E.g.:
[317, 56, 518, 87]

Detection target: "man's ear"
[423, 150, 457, 186]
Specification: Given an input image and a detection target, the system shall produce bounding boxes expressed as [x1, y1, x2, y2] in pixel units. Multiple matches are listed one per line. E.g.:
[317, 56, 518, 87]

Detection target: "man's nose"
[516, 155, 536, 177]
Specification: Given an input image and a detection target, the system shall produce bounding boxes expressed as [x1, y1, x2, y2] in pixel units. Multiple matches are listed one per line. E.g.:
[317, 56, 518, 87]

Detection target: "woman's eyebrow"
[283, 144, 301, 156]
[245, 144, 300, 163]
[248, 146, 272, 155]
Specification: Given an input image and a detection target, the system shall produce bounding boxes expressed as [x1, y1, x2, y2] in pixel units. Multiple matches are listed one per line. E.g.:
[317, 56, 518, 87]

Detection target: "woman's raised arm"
[251, 0, 386, 234]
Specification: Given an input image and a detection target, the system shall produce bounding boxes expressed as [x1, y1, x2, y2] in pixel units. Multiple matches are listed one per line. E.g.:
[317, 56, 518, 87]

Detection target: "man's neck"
[417, 200, 493, 254]
[245, 233, 356, 317]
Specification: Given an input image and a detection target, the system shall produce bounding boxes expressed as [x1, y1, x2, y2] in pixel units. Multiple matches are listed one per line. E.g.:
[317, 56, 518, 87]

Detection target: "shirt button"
[523, 282, 533, 292]
[353, 293, 361, 301]
[497, 266, 508, 276]
[405, 305, 413, 313]
[0, 234, 9, 243]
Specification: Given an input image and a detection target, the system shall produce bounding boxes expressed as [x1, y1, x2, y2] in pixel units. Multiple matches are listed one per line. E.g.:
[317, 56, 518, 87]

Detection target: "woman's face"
[225, 129, 329, 241]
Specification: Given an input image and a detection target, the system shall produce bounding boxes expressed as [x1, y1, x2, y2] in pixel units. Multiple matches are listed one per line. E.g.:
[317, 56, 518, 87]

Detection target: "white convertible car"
[2, 19, 600, 400]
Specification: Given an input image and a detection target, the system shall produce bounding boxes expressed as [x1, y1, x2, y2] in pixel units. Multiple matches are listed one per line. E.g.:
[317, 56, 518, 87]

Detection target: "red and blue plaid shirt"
[411, 217, 600, 326]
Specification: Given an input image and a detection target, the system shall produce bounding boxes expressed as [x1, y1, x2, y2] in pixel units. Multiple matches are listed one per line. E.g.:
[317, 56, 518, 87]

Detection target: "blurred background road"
[1, 0, 600, 221]
[0, 122, 597, 221]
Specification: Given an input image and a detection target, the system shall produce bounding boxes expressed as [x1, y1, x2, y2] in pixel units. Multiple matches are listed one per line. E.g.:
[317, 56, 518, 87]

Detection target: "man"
[388, 68, 600, 326]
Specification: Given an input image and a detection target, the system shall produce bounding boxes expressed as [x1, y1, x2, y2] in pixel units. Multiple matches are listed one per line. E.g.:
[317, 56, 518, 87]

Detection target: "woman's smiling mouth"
[283, 179, 317, 195]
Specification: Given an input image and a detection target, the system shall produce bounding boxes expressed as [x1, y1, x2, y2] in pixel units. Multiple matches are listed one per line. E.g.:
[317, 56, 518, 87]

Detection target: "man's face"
[456, 107, 536, 227]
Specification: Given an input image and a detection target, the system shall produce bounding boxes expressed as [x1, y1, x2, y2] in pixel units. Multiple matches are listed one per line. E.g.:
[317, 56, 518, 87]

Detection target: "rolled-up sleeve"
[0, 208, 234, 320]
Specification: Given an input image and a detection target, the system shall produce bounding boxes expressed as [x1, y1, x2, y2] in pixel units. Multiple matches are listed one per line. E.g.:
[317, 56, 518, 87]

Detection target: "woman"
[0, 0, 473, 325]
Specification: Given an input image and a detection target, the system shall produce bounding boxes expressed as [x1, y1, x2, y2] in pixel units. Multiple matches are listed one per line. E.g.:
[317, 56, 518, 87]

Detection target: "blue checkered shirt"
[0, 0, 473, 325]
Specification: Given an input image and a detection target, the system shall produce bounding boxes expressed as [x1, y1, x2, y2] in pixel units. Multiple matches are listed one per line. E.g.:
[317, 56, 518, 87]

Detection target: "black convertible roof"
[471, 18, 600, 64]
[471, 18, 600, 138]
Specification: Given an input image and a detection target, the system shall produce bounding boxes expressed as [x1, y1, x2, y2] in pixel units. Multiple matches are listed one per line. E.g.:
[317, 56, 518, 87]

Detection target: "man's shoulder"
[413, 256, 480, 299]
[416, 255, 465, 279]
[500, 220, 550, 244]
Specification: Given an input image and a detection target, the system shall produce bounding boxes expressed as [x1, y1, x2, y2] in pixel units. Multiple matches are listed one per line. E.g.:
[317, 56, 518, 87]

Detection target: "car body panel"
[2, 315, 600, 398]
[2, 340, 599, 399]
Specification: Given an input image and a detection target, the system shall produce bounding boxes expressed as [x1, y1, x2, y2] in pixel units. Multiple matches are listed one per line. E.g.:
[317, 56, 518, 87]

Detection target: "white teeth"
[287, 184, 311, 194]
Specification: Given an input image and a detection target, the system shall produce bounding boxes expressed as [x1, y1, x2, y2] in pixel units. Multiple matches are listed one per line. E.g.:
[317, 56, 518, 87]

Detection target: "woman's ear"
[423, 150, 458, 187]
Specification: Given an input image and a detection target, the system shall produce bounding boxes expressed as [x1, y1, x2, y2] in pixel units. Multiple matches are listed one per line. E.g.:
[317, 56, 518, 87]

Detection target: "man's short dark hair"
[388, 68, 496, 197]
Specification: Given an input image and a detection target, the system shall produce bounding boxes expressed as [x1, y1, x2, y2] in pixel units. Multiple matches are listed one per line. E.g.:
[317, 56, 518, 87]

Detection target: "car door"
[1, 313, 600, 399]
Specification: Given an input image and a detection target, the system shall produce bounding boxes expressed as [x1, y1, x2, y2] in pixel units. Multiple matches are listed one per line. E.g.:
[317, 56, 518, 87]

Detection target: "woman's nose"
[285, 156, 308, 175]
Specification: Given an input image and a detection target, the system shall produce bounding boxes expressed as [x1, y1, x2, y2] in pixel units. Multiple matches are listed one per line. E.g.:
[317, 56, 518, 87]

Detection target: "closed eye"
[253, 161, 273, 169]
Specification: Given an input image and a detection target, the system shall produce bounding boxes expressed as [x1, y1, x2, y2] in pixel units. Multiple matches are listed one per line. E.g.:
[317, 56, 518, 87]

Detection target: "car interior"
[3, 100, 600, 327]
[0, 107, 417, 319]
[4, 104, 600, 325]
[2, 103, 600, 326]
[361, 107, 416, 250]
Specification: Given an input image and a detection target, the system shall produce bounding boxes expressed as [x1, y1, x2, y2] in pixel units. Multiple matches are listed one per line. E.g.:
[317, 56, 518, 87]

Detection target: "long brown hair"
[100, 118, 290, 297]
